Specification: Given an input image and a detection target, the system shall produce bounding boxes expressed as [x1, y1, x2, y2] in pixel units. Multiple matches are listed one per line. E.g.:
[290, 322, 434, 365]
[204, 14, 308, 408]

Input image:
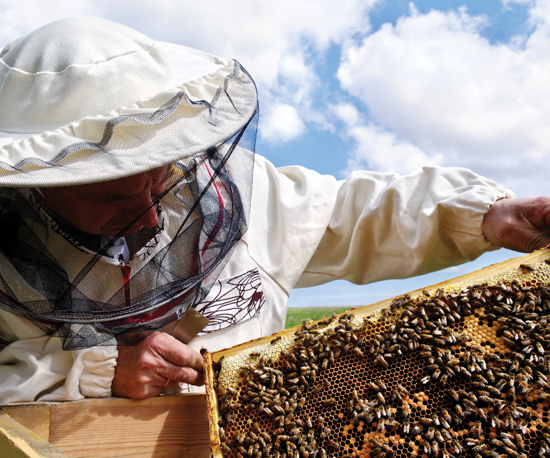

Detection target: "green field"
[284, 306, 354, 329]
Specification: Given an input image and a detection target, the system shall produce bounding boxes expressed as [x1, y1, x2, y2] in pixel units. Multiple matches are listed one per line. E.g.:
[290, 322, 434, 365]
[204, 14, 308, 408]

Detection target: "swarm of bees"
[208, 258, 550, 458]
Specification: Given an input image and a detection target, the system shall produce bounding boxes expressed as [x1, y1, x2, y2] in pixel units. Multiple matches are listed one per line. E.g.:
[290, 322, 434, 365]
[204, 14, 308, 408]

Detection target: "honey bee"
[539, 443, 550, 456]
[450, 439, 463, 454]
[374, 355, 389, 367]
[424, 426, 435, 440]
[470, 421, 483, 437]
[449, 389, 460, 401]
[352, 347, 364, 358]
[226, 386, 237, 396]
[472, 444, 488, 453]
[478, 395, 494, 405]
[423, 441, 432, 455]
[369, 381, 380, 391]
[319, 427, 331, 439]
[520, 263, 534, 272]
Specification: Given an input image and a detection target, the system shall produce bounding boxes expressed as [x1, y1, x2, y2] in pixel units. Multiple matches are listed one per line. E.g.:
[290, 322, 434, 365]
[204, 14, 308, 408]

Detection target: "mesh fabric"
[0, 63, 258, 350]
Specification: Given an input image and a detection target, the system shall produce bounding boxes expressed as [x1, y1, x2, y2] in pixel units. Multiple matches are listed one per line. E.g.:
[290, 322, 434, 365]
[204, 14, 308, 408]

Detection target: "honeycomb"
[204, 254, 550, 458]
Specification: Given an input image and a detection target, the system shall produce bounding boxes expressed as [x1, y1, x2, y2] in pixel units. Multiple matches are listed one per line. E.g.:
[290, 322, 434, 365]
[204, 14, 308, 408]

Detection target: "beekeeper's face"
[39, 166, 168, 236]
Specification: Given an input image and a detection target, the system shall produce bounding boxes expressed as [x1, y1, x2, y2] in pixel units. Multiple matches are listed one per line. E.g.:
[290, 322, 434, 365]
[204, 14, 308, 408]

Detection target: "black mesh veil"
[0, 62, 258, 350]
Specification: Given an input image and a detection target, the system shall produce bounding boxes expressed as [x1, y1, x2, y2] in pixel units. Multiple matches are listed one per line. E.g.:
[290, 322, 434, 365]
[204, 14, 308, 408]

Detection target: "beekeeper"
[0, 17, 548, 403]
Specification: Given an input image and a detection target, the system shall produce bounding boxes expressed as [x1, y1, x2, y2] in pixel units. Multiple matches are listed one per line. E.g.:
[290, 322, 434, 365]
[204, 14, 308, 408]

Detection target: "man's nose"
[136, 205, 159, 228]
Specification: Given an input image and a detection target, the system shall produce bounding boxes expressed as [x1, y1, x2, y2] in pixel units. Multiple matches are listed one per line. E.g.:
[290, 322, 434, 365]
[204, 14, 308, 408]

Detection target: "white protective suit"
[0, 154, 514, 403]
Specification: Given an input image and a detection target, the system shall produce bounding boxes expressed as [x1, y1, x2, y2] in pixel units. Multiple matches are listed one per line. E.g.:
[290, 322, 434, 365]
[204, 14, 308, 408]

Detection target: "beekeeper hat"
[0, 16, 257, 187]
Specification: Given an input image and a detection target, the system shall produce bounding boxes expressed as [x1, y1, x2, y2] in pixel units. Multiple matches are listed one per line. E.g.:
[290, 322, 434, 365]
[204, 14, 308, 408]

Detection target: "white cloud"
[345, 123, 443, 174]
[260, 103, 307, 144]
[0, 0, 99, 45]
[333, 103, 443, 174]
[337, 1, 550, 196]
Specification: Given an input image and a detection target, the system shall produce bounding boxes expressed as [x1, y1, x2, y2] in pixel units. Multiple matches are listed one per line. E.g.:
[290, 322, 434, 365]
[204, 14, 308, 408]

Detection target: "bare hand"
[111, 331, 204, 399]
[482, 197, 550, 253]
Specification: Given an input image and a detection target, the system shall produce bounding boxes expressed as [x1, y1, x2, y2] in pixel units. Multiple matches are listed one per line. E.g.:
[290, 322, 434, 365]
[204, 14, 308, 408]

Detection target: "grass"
[284, 306, 353, 329]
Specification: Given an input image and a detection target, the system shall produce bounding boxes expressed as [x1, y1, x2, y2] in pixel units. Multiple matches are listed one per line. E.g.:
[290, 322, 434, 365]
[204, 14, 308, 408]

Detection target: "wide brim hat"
[0, 17, 258, 187]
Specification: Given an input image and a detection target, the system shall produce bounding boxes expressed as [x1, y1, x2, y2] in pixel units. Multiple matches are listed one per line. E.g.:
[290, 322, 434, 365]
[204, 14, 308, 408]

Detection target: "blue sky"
[1, 0, 548, 308]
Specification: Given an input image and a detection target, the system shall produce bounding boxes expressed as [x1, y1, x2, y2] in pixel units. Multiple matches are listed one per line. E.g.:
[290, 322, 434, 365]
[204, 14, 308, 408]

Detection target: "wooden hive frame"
[205, 248, 550, 458]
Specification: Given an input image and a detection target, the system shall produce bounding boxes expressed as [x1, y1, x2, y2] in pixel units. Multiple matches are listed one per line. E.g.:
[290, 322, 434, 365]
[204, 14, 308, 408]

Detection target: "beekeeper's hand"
[111, 331, 204, 399]
[483, 196, 550, 253]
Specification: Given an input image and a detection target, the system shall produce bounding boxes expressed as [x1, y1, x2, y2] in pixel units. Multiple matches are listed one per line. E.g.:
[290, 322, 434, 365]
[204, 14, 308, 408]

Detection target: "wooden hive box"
[0, 394, 212, 457]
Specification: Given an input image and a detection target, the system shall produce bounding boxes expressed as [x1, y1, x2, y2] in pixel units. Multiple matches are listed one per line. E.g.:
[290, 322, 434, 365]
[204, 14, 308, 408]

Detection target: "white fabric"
[0, 18, 173, 134]
[0, 18, 228, 138]
[101, 236, 130, 265]
[0, 57, 255, 187]
[0, 18, 259, 188]
[0, 155, 514, 402]
[0, 313, 116, 402]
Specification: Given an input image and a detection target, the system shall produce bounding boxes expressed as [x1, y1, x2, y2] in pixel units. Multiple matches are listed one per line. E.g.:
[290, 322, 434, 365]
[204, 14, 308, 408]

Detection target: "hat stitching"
[0, 40, 158, 76]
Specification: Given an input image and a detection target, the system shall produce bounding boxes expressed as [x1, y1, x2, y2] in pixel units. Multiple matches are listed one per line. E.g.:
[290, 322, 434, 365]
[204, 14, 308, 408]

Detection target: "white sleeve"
[296, 166, 515, 287]
[0, 312, 117, 403]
